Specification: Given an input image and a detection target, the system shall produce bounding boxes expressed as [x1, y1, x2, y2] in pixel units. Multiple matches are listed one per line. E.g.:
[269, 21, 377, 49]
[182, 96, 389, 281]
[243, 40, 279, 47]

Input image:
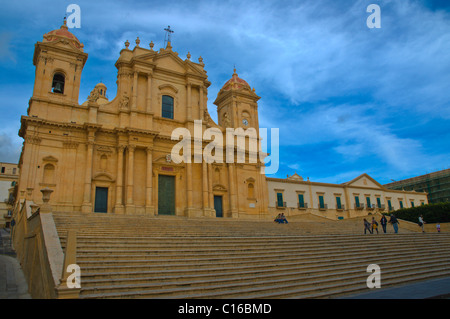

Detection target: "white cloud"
[0, 33, 16, 63]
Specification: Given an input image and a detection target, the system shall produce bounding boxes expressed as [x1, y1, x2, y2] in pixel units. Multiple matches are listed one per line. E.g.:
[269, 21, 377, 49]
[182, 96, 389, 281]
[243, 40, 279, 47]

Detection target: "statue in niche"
[222, 112, 231, 128]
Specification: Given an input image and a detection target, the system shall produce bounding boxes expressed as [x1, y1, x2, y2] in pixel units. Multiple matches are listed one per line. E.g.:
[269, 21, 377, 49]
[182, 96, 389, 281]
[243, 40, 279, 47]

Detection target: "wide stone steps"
[76, 247, 450, 274]
[72, 242, 448, 264]
[53, 212, 402, 236]
[81, 262, 450, 299]
[79, 252, 450, 286]
[52, 212, 450, 299]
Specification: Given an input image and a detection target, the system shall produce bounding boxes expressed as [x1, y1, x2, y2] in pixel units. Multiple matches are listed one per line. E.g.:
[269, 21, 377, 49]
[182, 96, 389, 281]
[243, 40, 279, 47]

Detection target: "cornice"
[265, 177, 427, 195]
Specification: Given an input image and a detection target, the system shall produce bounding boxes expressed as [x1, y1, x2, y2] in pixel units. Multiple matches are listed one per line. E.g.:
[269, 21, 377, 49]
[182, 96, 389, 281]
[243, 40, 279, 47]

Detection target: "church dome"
[43, 19, 84, 51]
[221, 69, 251, 91]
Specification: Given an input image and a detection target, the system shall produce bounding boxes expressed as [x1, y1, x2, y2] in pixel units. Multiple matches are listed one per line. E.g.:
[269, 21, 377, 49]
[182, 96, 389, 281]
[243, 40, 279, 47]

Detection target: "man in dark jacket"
[380, 215, 388, 233]
[389, 214, 400, 233]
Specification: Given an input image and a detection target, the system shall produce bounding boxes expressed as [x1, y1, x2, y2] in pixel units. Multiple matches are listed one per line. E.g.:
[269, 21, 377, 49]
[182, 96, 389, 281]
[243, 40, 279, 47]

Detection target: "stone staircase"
[52, 212, 450, 299]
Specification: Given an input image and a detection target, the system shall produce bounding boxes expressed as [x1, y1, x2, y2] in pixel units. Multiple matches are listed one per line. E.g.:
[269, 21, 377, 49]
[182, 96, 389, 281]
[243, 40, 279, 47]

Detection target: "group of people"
[364, 214, 400, 234]
[274, 213, 288, 224]
[365, 214, 442, 234]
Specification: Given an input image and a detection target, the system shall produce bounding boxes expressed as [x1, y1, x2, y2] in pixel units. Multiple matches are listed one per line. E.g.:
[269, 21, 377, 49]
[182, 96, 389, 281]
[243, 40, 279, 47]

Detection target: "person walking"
[389, 214, 400, 234]
[364, 218, 372, 234]
[437, 223, 441, 233]
[371, 217, 379, 234]
[418, 215, 426, 233]
[380, 215, 388, 233]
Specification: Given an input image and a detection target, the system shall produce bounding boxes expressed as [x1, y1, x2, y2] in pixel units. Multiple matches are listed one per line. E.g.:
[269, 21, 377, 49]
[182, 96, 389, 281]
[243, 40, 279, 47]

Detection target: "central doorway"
[214, 195, 223, 218]
[94, 187, 108, 213]
[158, 175, 175, 215]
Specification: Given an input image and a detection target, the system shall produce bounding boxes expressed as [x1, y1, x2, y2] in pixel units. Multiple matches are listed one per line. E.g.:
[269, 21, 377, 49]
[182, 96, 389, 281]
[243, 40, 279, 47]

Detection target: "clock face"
[243, 119, 249, 126]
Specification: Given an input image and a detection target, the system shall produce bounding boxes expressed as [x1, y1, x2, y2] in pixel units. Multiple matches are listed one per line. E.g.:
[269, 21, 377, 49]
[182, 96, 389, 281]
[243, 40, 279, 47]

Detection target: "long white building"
[267, 173, 428, 220]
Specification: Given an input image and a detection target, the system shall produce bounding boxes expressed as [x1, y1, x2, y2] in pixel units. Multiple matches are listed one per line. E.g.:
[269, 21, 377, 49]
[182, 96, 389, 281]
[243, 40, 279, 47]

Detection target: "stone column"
[126, 144, 135, 214]
[228, 163, 238, 218]
[208, 163, 214, 216]
[199, 85, 204, 119]
[132, 71, 138, 110]
[202, 161, 209, 216]
[146, 147, 154, 215]
[114, 145, 125, 214]
[81, 139, 94, 213]
[146, 74, 152, 113]
[186, 83, 192, 120]
[185, 162, 194, 217]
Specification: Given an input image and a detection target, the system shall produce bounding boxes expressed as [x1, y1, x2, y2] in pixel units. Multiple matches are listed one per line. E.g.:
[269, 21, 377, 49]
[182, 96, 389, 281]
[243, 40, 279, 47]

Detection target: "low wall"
[11, 197, 79, 299]
[398, 219, 449, 233]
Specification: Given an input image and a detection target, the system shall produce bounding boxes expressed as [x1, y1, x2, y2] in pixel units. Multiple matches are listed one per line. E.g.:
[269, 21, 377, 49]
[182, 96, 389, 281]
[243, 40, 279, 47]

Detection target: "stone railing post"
[40, 188, 54, 213]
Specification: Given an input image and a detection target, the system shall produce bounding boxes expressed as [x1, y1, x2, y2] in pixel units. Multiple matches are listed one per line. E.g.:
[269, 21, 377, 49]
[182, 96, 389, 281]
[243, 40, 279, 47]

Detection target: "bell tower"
[30, 19, 88, 114]
[214, 68, 261, 133]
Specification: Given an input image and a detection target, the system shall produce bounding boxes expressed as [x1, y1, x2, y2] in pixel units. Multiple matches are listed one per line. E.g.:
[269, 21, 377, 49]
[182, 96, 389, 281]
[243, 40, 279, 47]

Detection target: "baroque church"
[16, 21, 428, 221]
[17, 20, 269, 219]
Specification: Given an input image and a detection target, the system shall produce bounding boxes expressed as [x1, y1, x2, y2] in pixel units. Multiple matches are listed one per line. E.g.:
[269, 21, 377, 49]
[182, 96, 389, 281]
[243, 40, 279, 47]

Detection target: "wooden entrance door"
[214, 195, 223, 218]
[158, 175, 175, 215]
[94, 187, 108, 213]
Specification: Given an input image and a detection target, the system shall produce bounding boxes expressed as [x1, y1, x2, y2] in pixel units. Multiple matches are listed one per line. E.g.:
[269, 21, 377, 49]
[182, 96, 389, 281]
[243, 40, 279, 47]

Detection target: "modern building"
[0, 162, 19, 227]
[384, 168, 450, 204]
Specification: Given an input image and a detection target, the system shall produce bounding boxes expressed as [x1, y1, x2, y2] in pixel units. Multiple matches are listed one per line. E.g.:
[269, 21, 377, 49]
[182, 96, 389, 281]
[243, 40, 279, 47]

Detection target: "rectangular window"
[319, 195, 325, 209]
[277, 193, 284, 207]
[355, 196, 360, 208]
[376, 197, 382, 208]
[410, 201, 414, 208]
[366, 197, 371, 208]
[336, 196, 342, 209]
[12, 168, 16, 174]
[162, 95, 174, 119]
[399, 200, 403, 209]
[387, 199, 392, 210]
[298, 194, 305, 208]
[1, 167, 5, 174]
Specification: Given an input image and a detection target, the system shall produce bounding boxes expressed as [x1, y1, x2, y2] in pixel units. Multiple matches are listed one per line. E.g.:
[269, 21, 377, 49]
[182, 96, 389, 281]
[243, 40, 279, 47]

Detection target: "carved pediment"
[42, 155, 58, 163]
[343, 173, 384, 189]
[93, 172, 115, 182]
[158, 83, 178, 93]
[213, 184, 227, 192]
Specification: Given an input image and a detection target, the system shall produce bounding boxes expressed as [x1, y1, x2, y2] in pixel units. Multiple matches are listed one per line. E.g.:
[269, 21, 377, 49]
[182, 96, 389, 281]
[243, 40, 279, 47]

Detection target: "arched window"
[43, 164, 55, 184]
[162, 95, 174, 119]
[52, 73, 65, 94]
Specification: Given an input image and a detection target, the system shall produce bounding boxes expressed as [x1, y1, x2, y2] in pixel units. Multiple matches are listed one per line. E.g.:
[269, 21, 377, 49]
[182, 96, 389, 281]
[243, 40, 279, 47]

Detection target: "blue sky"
[0, 0, 449, 184]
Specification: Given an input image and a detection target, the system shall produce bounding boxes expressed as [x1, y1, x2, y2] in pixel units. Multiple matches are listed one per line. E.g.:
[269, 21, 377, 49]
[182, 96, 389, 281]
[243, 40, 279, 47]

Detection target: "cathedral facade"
[17, 21, 269, 219]
[16, 21, 428, 221]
